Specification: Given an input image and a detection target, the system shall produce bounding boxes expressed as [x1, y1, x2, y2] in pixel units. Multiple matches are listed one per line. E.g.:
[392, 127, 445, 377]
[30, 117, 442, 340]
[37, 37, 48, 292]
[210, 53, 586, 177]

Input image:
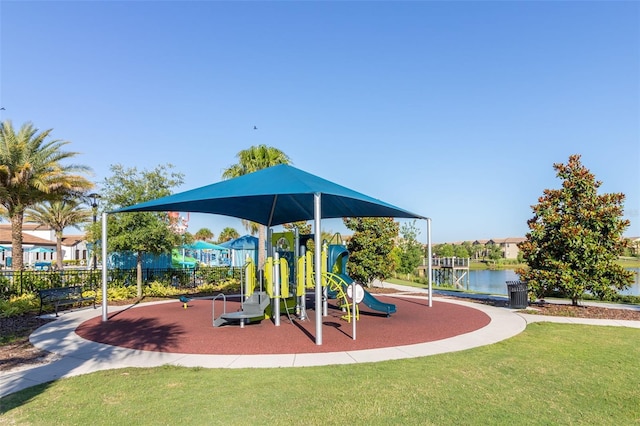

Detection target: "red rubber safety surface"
[75, 296, 491, 355]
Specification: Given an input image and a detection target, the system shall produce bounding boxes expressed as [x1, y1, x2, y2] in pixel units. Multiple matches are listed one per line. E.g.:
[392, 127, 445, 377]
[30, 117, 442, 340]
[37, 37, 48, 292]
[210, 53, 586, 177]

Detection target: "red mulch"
[75, 296, 490, 355]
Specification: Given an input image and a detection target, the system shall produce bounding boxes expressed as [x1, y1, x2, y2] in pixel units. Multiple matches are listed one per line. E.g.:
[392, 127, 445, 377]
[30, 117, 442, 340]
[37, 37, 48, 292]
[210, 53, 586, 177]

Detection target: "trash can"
[506, 280, 528, 309]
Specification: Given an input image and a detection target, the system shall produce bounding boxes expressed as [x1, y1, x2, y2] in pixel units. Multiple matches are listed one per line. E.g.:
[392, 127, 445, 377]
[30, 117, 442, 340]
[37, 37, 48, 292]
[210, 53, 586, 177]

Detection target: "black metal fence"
[0, 266, 243, 300]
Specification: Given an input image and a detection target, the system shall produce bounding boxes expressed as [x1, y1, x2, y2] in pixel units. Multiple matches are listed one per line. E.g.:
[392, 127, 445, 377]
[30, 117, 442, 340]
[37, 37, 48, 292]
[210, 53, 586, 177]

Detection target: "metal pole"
[273, 251, 280, 326]
[427, 217, 433, 307]
[101, 212, 108, 321]
[92, 209, 97, 270]
[88, 193, 101, 270]
[352, 286, 357, 340]
[314, 193, 322, 345]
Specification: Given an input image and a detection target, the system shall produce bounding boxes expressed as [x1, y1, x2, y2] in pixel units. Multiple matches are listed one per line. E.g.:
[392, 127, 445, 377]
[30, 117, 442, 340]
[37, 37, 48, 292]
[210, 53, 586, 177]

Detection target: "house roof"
[0, 228, 56, 247]
[62, 235, 85, 246]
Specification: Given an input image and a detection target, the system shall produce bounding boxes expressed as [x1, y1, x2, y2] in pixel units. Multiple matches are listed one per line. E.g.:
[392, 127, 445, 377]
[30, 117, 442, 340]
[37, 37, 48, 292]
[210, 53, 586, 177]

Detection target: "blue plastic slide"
[338, 273, 396, 316]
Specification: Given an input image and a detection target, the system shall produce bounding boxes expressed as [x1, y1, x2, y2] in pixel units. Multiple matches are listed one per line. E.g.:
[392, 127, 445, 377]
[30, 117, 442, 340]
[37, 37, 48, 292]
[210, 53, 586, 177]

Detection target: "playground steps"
[214, 291, 271, 327]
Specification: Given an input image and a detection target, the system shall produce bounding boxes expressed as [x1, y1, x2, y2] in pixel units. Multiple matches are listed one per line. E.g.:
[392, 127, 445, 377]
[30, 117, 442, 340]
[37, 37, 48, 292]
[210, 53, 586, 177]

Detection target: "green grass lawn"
[2, 323, 639, 425]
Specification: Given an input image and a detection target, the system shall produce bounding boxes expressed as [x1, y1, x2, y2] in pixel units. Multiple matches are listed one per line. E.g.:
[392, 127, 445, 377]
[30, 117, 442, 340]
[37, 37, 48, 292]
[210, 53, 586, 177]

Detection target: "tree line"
[1, 120, 634, 304]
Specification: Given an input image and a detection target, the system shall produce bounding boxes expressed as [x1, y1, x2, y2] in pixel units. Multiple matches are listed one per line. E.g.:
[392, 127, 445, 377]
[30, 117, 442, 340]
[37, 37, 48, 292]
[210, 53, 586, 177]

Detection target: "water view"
[464, 269, 640, 297]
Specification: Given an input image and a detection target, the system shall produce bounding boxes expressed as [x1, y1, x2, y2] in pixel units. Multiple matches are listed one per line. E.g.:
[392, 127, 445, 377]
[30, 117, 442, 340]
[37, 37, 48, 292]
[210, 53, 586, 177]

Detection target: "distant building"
[627, 237, 640, 256]
[489, 237, 526, 260]
[441, 237, 526, 260]
[0, 224, 89, 267]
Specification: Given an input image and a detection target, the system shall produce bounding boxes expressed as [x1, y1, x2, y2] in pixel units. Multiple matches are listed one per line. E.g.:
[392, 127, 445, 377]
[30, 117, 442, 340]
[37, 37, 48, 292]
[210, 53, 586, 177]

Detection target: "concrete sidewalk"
[2, 290, 639, 399]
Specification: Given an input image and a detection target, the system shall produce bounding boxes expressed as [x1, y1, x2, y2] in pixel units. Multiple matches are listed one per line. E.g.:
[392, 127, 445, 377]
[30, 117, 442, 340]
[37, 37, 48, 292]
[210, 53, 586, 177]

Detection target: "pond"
[465, 269, 640, 297]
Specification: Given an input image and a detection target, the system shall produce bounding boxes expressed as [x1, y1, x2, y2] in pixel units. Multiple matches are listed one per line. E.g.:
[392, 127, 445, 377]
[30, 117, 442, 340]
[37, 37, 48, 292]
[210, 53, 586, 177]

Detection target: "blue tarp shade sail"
[114, 165, 425, 225]
[27, 247, 55, 253]
[182, 241, 228, 251]
[219, 235, 258, 267]
[219, 235, 258, 250]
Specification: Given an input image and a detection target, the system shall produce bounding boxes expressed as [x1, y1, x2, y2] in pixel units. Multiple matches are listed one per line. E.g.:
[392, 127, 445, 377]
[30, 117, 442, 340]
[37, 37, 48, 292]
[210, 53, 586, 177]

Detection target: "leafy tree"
[283, 221, 312, 236]
[181, 231, 195, 247]
[100, 164, 184, 297]
[469, 243, 484, 259]
[343, 217, 399, 286]
[241, 219, 259, 236]
[517, 154, 633, 305]
[457, 241, 474, 258]
[24, 200, 91, 270]
[486, 243, 503, 261]
[0, 120, 93, 270]
[453, 244, 470, 259]
[194, 228, 214, 241]
[303, 229, 335, 255]
[396, 220, 423, 276]
[222, 145, 291, 266]
[217, 227, 239, 243]
[435, 243, 454, 257]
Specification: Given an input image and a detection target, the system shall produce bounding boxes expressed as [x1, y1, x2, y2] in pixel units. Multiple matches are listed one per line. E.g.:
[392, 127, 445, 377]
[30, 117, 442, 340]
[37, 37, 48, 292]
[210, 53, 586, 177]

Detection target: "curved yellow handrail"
[322, 272, 359, 323]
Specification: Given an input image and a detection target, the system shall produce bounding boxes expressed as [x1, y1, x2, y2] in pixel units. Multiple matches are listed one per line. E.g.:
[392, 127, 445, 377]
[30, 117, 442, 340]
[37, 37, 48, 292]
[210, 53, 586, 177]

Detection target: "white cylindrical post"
[427, 217, 433, 308]
[299, 246, 307, 321]
[314, 193, 322, 345]
[273, 251, 280, 326]
[352, 287, 357, 340]
[101, 212, 108, 322]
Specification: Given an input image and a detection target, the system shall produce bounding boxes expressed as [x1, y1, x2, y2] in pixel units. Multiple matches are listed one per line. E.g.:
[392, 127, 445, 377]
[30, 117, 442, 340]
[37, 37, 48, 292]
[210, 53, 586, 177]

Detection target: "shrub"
[0, 294, 39, 318]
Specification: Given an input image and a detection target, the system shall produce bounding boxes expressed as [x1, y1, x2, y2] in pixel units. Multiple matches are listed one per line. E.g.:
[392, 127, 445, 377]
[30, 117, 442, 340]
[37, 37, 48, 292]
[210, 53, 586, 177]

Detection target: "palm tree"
[24, 200, 91, 270]
[241, 219, 259, 236]
[217, 227, 239, 243]
[194, 228, 214, 241]
[0, 120, 93, 270]
[222, 145, 291, 266]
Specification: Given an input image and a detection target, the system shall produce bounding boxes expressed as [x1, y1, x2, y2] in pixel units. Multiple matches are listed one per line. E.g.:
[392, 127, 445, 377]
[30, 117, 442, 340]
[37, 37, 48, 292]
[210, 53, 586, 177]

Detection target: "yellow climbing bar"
[264, 257, 273, 297]
[322, 272, 359, 323]
[244, 258, 256, 296]
[280, 257, 289, 298]
[296, 255, 305, 296]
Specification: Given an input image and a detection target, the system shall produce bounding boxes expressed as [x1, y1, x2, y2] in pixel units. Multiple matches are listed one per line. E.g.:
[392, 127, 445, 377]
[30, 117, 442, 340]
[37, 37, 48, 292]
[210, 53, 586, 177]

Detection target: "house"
[0, 224, 89, 267]
[445, 237, 526, 260]
[492, 237, 526, 260]
[626, 237, 640, 256]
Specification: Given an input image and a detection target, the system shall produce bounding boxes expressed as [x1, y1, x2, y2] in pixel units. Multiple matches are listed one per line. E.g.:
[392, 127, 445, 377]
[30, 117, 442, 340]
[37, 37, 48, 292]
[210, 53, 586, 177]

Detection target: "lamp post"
[88, 193, 101, 270]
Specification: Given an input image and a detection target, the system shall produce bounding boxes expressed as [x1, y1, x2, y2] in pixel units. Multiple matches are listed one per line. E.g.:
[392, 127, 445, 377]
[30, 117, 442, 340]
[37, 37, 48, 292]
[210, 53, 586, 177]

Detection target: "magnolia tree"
[344, 217, 399, 286]
[516, 155, 633, 305]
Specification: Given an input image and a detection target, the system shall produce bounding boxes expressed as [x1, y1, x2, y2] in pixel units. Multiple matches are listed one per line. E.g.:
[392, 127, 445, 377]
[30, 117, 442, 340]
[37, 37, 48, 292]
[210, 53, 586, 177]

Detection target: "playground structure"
[212, 231, 396, 327]
[109, 164, 431, 346]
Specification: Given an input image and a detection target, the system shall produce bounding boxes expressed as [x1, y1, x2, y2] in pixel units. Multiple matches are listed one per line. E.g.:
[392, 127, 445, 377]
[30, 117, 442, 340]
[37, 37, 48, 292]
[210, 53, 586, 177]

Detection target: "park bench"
[37, 286, 96, 317]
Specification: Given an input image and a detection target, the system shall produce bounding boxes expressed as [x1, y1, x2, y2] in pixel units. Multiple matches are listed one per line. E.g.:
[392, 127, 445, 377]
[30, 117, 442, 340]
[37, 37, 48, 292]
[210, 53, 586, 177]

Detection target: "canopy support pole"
[101, 212, 108, 322]
[427, 217, 432, 307]
[314, 193, 322, 345]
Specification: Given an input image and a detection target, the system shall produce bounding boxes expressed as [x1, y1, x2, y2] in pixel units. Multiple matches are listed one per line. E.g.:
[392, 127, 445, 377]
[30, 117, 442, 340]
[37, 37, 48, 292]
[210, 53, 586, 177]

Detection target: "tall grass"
[2, 323, 639, 425]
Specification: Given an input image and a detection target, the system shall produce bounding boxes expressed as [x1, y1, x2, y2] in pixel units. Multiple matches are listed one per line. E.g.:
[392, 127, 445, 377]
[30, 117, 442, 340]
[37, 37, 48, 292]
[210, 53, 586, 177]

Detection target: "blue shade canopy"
[219, 235, 258, 250]
[182, 241, 228, 251]
[27, 247, 55, 253]
[114, 165, 425, 225]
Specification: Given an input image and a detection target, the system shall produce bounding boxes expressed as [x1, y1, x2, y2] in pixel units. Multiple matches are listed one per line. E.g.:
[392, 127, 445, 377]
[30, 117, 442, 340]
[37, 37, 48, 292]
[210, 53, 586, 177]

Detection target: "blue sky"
[1, 1, 638, 243]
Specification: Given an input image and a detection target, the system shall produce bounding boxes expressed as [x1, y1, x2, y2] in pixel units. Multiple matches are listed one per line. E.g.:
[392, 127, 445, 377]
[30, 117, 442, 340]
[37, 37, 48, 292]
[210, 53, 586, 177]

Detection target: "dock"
[417, 257, 470, 290]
